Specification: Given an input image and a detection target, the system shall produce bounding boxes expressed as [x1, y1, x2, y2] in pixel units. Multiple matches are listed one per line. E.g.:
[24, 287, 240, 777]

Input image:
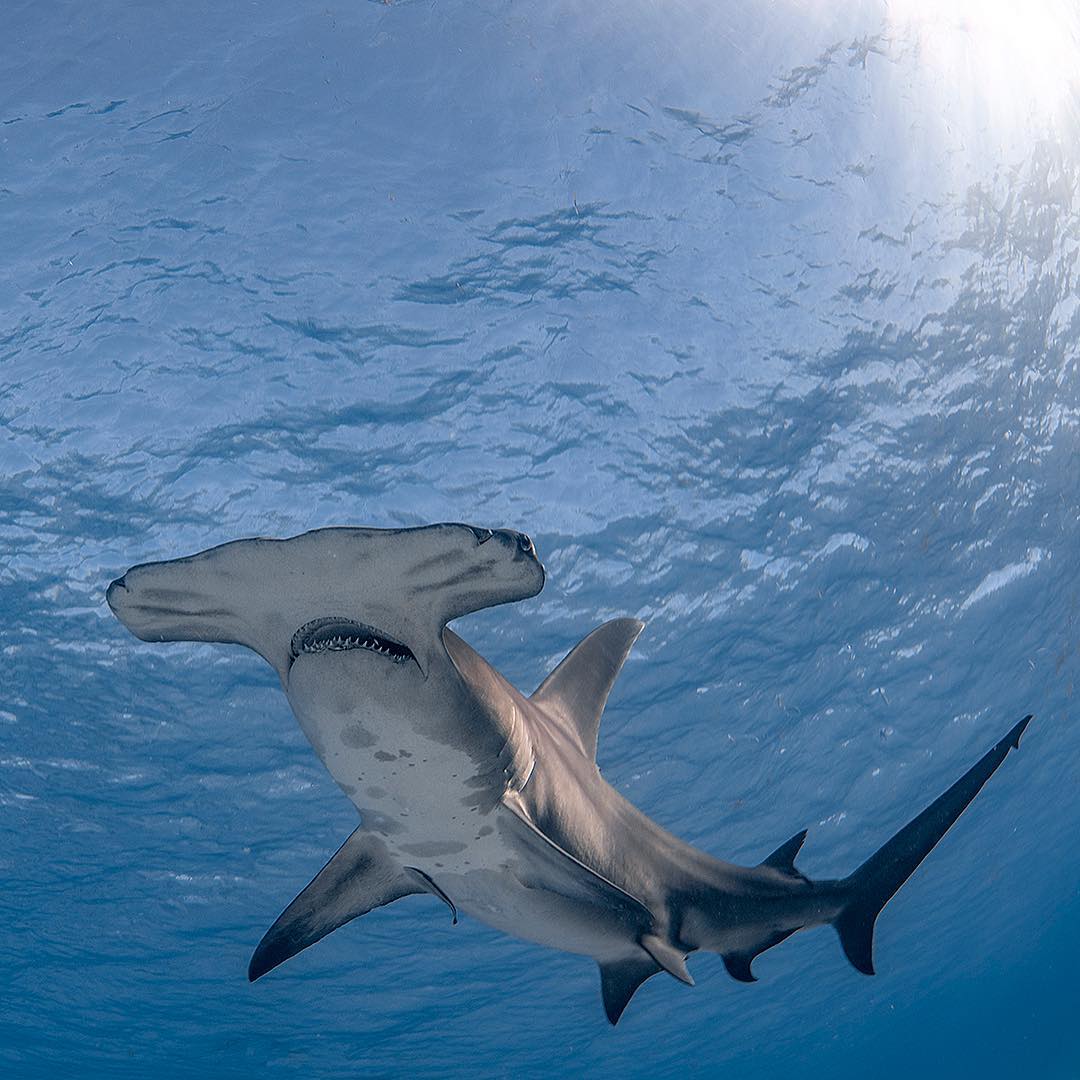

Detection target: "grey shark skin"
[107, 523, 1033, 1024]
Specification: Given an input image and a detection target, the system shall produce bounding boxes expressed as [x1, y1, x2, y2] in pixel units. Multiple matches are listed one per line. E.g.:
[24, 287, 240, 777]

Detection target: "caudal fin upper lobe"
[834, 715, 1032, 975]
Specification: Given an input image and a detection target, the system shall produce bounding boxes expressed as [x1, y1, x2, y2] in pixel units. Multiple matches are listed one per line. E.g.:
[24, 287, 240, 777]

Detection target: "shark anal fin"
[249, 828, 420, 982]
[599, 954, 662, 1025]
[761, 829, 808, 880]
[403, 866, 458, 925]
[834, 714, 1033, 977]
[722, 953, 757, 983]
[530, 618, 645, 760]
[722, 928, 798, 983]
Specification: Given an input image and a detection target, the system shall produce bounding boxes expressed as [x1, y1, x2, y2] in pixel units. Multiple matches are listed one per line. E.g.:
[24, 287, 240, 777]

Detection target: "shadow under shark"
[107, 523, 1032, 1024]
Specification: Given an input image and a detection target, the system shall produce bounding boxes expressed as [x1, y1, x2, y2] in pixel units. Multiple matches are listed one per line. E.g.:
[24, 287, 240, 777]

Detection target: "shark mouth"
[289, 617, 416, 667]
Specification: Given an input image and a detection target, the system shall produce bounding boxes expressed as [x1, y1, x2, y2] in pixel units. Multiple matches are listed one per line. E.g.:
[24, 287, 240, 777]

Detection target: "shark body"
[107, 523, 1031, 1023]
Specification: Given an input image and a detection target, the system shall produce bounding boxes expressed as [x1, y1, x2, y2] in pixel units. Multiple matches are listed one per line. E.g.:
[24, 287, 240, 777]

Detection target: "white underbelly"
[285, 653, 637, 959]
[300, 709, 510, 862]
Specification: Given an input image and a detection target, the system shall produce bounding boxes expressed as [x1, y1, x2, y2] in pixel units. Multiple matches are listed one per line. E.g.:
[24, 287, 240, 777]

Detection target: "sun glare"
[886, 0, 1080, 132]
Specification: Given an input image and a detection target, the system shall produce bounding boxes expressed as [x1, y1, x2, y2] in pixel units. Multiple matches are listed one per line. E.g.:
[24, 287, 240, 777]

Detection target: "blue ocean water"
[2, 1, 1078, 1076]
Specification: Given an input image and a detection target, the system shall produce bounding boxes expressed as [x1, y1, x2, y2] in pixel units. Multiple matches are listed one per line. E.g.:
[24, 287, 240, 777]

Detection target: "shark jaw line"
[289, 617, 418, 669]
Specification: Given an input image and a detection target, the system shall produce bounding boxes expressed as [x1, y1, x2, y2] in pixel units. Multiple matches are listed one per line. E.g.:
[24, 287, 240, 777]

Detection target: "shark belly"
[287, 659, 505, 866]
[438, 867, 643, 957]
[285, 649, 650, 959]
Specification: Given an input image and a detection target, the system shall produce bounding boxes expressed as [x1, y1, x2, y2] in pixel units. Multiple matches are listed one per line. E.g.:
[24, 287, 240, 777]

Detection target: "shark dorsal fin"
[760, 829, 809, 879]
[530, 618, 645, 761]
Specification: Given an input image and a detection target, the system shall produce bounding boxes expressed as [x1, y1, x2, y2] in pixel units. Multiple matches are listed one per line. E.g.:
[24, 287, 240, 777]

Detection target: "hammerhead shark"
[106, 523, 1031, 1023]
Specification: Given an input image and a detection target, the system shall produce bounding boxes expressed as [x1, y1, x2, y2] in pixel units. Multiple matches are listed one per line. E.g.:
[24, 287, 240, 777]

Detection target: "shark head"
[106, 523, 545, 679]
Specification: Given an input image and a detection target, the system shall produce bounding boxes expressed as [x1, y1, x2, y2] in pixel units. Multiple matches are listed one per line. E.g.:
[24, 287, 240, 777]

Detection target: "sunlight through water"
[886, 0, 1080, 135]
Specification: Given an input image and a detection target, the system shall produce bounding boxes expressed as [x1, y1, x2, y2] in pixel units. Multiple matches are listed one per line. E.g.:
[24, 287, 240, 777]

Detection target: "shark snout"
[106, 573, 147, 626]
[106, 575, 127, 611]
[107, 571, 161, 639]
[106, 563, 242, 646]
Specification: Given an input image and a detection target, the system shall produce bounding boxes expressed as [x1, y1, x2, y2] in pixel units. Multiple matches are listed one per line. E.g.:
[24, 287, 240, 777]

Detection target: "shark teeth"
[289, 617, 415, 665]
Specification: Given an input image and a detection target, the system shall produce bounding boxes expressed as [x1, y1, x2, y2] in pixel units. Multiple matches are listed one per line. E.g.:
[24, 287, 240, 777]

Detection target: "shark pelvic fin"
[598, 954, 662, 1025]
[641, 934, 694, 986]
[530, 618, 645, 760]
[834, 714, 1033, 977]
[248, 828, 421, 982]
[760, 829, 809, 881]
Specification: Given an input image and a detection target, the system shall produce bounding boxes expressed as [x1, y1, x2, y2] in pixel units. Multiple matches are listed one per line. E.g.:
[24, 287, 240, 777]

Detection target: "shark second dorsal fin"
[760, 829, 809, 880]
[531, 618, 645, 760]
[248, 828, 422, 981]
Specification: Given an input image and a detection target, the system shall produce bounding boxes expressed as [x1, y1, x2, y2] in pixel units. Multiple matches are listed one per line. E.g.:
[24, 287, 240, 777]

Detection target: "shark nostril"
[518, 534, 534, 555]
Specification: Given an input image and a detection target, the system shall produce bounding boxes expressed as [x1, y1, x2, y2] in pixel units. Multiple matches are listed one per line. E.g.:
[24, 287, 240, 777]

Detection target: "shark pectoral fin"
[640, 934, 694, 986]
[530, 618, 645, 760]
[248, 828, 421, 982]
[403, 866, 458, 925]
[499, 800, 654, 933]
[599, 953, 662, 1025]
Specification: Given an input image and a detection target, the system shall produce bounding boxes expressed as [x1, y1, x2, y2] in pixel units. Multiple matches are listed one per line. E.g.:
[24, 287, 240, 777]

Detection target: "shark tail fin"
[834, 714, 1032, 976]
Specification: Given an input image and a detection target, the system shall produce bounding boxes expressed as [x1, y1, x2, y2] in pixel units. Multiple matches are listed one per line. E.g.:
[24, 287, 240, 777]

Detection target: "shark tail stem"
[833, 714, 1032, 976]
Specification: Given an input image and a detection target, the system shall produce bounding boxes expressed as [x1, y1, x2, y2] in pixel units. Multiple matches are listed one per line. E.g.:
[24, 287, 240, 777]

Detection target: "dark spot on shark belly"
[342, 723, 377, 748]
[374, 750, 396, 762]
[400, 841, 467, 857]
[477, 825, 494, 837]
[460, 789, 500, 813]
